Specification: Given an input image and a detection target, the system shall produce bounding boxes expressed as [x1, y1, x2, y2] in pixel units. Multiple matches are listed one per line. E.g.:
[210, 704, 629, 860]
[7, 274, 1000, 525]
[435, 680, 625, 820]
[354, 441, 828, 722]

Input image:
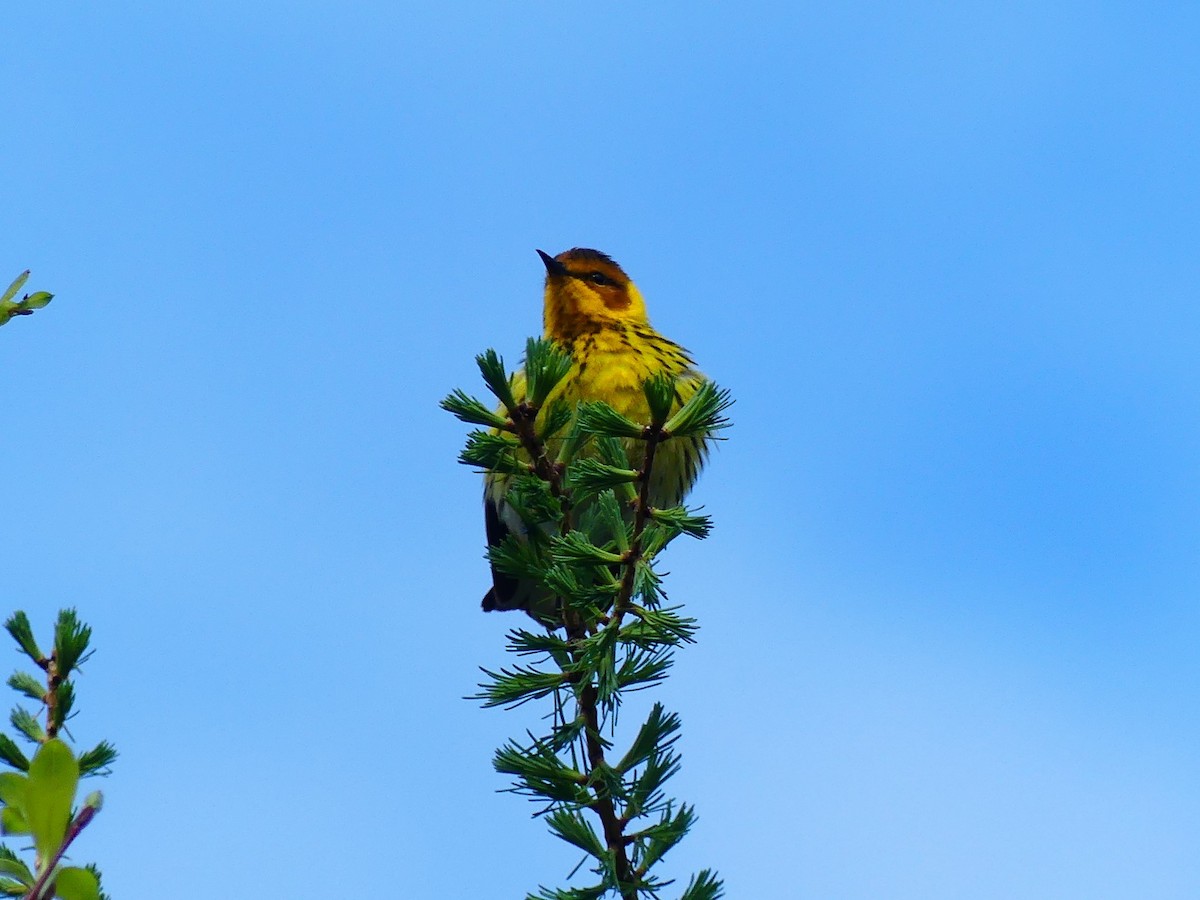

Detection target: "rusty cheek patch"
[598, 285, 633, 310]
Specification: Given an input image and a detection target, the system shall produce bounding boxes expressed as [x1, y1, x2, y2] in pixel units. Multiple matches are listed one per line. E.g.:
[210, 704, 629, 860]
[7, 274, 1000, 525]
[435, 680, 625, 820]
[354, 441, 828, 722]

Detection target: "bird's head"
[538, 248, 649, 342]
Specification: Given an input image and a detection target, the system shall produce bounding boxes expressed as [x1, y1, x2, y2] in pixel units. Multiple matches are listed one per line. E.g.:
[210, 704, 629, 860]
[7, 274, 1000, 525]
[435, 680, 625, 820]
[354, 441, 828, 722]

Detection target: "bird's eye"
[588, 272, 610, 286]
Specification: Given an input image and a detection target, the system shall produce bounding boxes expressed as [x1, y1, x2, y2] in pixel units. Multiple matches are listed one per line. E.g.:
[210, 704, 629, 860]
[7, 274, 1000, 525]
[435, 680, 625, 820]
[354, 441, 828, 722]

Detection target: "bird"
[482, 248, 711, 619]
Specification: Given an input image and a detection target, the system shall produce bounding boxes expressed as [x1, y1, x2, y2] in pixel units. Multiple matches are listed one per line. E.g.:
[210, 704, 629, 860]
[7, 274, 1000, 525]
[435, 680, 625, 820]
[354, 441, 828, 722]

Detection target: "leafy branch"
[0, 272, 52, 328]
[443, 339, 730, 899]
[0, 611, 115, 900]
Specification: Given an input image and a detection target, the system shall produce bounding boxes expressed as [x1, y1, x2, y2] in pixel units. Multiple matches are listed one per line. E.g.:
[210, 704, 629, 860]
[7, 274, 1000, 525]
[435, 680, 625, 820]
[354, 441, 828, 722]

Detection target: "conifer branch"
[451, 340, 727, 899]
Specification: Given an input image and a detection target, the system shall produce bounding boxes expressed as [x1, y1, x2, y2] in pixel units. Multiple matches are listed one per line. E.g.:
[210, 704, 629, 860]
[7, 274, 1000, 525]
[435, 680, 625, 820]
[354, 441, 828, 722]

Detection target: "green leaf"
[0, 858, 30, 887]
[19, 292, 52, 311]
[0, 808, 28, 836]
[25, 740, 79, 862]
[0, 737, 28, 772]
[0, 272, 29, 306]
[53, 866, 100, 900]
[0, 773, 26, 808]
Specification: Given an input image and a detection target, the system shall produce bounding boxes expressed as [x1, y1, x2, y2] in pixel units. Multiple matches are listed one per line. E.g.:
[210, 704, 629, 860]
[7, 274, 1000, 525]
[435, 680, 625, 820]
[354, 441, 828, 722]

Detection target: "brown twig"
[42, 654, 61, 740]
[509, 397, 675, 898]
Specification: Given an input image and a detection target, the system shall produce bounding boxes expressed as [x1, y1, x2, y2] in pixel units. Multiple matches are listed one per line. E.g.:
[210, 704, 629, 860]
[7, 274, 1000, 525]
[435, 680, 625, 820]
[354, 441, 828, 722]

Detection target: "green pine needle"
[574, 402, 645, 440]
[636, 803, 696, 872]
[54, 608, 93, 675]
[625, 746, 684, 820]
[0, 736, 28, 771]
[614, 704, 682, 776]
[615, 647, 674, 693]
[4, 673, 42, 703]
[545, 809, 607, 859]
[642, 372, 677, 427]
[623, 607, 699, 646]
[78, 741, 119, 777]
[476, 349, 518, 411]
[487, 535, 548, 583]
[542, 564, 614, 609]
[539, 399, 574, 441]
[524, 338, 573, 406]
[460, 430, 524, 473]
[593, 435, 631, 469]
[450, 339, 727, 896]
[662, 381, 733, 440]
[505, 475, 562, 530]
[593, 490, 630, 554]
[476, 665, 568, 709]
[440, 389, 511, 429]
[51, 680, 75, 732]
[551, 531, 625, 567]
[679, 869, 725, 900]
[564, 459, 640, 496]
[9, 707, 43, 744]
[504, 629, 572, 657]
[527, 884, 609, 900]
[494, 736, 588, 804]
[648, 506, 713, 540]
[632, 559, 665, 606]
[2, 615, 41, 664]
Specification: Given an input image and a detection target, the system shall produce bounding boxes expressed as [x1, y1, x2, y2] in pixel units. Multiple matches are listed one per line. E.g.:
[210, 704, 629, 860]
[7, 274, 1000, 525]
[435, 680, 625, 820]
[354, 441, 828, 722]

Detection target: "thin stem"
[579, 682, 637, 898]
[610, 426, 663, 631]
[509, 401, 567, 507]
[23, 805, 96, 900]
[502, 397, 676, 898]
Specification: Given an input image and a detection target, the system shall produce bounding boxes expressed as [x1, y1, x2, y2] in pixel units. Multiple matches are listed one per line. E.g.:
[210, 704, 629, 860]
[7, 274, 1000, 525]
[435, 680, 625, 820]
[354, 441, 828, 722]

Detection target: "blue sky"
[4, 3, 1198, 897]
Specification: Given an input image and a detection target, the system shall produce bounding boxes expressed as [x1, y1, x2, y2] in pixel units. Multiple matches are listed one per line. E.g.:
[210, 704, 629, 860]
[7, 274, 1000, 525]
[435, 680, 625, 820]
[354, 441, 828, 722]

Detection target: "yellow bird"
[482, 248, 711, 616]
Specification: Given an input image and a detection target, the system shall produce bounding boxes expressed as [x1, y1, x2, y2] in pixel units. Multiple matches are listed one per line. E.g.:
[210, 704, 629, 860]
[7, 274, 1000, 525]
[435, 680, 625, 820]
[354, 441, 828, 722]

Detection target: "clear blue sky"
[5, 3, 1198, 897]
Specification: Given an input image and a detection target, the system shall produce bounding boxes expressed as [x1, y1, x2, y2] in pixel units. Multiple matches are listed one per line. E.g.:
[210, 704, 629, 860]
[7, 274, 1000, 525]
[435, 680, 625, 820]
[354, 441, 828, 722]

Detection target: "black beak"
[537, 249, 569, 277]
